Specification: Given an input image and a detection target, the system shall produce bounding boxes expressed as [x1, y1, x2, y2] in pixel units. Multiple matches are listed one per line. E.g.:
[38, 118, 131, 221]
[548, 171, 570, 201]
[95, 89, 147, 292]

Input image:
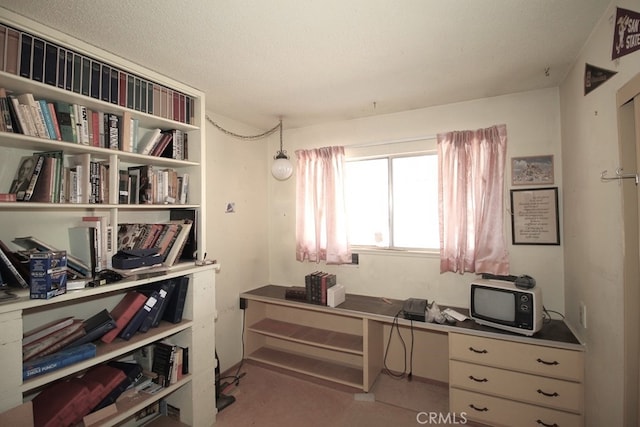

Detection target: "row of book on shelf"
[23, 275, 189, 379]
[0, 88, 189, 159]
[0, 22, 195, 124]
[3, 149, 189, 205]
[0, 215, 195, 291]
[22, 277, 189, 425]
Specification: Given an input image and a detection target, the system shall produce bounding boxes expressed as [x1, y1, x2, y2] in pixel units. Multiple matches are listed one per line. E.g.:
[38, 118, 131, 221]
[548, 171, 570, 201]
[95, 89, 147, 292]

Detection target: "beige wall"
[205, 115, 271, 370]
[268, 88, 564, 310]
[560, 1, 640, 425]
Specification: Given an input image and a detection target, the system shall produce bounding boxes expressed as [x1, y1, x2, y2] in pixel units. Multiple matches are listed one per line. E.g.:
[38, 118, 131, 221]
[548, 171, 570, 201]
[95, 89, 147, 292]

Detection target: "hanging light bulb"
[271, 120, 293, 180]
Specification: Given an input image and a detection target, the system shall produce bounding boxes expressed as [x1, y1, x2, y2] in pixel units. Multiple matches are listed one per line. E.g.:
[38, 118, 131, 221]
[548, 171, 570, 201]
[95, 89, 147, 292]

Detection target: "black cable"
[219, 306, 246, 385]
[383, 310, 408, 379]
[543, 306, 565, 322]
[408, 319, 414, 381]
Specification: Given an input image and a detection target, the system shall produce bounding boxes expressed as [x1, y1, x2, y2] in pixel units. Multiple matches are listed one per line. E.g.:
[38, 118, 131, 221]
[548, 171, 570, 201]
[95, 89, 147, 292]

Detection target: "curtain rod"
[347, 135, 437, 149]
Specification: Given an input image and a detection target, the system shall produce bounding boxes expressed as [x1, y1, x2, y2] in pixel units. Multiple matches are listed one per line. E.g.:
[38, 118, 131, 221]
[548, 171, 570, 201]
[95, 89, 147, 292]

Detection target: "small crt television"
[469, 279, 543, 336]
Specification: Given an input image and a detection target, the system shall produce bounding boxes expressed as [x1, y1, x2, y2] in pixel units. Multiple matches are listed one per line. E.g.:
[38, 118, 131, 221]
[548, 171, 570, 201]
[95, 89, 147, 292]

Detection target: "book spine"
[23, 343, 96, 380]
[22, 155, 44, 201]
[0, 244, 28, 288]
[38, 99, 56, 139]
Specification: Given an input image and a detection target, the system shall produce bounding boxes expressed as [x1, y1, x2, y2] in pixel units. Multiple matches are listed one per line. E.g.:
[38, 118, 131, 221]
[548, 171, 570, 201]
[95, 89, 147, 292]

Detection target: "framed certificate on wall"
[510, 187, 560, 245]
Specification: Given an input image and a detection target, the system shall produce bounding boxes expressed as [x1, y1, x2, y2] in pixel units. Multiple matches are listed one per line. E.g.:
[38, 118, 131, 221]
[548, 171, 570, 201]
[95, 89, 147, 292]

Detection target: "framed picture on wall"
[511, 155, 554, 186]
[510, 187, 560, 245]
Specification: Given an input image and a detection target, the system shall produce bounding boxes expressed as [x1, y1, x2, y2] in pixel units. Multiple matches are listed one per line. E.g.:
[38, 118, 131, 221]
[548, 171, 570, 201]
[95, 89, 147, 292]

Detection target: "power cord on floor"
[218, 306, 247, 386]
[383, 309, 416, 380]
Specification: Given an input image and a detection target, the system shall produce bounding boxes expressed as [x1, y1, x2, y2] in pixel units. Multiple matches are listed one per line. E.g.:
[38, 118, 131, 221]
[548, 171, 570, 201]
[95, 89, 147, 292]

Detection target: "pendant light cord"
[205, 115, 282, 141]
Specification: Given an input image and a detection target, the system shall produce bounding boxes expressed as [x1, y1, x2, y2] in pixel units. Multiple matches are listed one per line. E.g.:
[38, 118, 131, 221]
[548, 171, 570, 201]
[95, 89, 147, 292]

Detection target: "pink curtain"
[295, 146, 351, 264]
[437, 124, 509, 275]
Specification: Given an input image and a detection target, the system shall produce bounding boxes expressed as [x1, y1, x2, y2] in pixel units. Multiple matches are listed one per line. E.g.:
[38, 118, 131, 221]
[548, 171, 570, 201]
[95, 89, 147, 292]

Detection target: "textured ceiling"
[0, 0, 612, 130]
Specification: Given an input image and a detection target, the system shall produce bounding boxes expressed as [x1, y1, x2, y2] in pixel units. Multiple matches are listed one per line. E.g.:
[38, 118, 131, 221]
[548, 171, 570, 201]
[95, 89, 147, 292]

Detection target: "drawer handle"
[469, 375, 488, 383]
[468, 346, 488, 354]
[537, 389, 559, 398]
[536, 358, 559, 366]
[536, 420, 559, 427]
[469, 404, 488, 412]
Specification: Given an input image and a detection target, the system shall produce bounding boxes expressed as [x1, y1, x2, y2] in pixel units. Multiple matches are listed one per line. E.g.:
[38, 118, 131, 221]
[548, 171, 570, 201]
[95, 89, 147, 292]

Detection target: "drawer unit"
[451, 388, 583, 427]
[450, 360, 582, 413]
[449, 332, 584, 426]
[450, 332, 583, 381]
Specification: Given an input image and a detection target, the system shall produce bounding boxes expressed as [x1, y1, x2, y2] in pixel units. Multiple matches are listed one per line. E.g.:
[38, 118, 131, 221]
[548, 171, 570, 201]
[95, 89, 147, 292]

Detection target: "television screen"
[474, 286, 515, 322]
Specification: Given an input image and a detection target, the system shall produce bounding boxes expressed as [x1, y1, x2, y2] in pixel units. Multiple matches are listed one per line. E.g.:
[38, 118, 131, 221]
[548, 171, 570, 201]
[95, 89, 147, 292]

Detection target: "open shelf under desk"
[248, 318, 363, 355]
[247, 346, 364, 390]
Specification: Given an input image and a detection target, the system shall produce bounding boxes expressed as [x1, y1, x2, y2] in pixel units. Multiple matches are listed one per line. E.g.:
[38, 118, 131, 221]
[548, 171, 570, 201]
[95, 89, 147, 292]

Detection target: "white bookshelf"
[0, 7, 216, 426]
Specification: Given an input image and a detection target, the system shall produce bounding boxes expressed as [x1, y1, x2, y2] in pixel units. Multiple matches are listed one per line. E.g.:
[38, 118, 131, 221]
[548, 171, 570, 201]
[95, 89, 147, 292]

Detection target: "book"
[169, 209, 197, 260]
[31, 375, 93, 426]
[82, 215, 113, 271]
[97, 361, 143, 409]
[162, 276, 189, 323]
[23, 343, 96, 380]
[163, 220, 192, 266]
[68, 226, 97, 276]
[9, 155, 38, 200]
[138, 128, 163, 155]
[28, 323, 86, 360]
[138, 280, 175, 331]
[152, 342, 176, 387]
[0, 87, 13, 133]
[16, 93, 48, 138]
[29, 156, 56, 202]
[38, 99, 57, 139]
[68, 153, 91, 203]
[53, 100, 75, 142]
[34, 150, 64, 203]
[21, 155, 45, 202]
[66, 309, 116, 348]
[101, 291, 148, 343]
[0, 241, 29, 288]
[23, 316, 74, 346]
[80, 364, 127, 411]
[118, 290, 159, 340]
[22, 319, 84, 361]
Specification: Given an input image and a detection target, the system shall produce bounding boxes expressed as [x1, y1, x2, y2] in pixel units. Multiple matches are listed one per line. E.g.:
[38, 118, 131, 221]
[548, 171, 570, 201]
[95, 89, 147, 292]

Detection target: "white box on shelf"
[327, 283, 345, 308]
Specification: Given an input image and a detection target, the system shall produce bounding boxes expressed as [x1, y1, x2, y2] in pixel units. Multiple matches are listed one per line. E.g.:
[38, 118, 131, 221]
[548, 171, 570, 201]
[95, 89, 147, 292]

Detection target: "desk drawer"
[450, 388, 583, 427]
[449, 333, 583, 381]
[450, 360, 582, 413]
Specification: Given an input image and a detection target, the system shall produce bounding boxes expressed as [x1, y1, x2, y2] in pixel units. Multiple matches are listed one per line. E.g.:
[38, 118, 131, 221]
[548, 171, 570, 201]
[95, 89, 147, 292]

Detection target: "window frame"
[345, 148, 439, 254]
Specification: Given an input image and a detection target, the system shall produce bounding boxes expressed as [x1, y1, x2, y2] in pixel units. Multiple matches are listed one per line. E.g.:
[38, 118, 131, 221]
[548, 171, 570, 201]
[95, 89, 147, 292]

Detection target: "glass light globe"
[272, 155, 293, 180]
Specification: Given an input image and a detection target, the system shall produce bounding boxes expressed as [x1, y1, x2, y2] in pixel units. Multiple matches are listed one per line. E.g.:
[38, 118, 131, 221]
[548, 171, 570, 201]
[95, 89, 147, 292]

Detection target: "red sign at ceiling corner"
[612, 7, 640, 60]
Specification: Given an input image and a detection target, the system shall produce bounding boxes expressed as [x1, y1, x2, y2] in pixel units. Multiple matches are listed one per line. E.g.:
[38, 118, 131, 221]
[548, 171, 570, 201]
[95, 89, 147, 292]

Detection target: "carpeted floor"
[213, 361, 466, 427]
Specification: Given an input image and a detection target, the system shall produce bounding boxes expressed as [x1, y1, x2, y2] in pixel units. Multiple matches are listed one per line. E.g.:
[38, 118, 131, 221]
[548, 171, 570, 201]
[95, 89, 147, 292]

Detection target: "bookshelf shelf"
[0, 7, 215, 427]
[21, 319, 194, 393]
[248, 346, 364, 389]
[248, 318, 364, 355]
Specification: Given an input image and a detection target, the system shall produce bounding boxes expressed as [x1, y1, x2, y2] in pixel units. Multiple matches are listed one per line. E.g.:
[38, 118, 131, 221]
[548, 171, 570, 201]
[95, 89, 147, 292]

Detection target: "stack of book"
[22, 277, 188, 381]
[304, 271, 337, 305]
[0, 23, 195, 124]
[116, 220, 193, 267]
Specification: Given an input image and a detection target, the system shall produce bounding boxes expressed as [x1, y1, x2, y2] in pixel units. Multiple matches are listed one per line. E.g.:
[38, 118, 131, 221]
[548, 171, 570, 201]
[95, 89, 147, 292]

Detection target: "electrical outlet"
[579, 302, 587, 328]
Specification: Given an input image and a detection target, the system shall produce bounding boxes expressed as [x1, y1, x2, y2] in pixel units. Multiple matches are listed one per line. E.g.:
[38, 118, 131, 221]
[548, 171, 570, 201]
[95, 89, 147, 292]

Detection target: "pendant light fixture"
[206, 116, 294, 180]
[271, 120, 293, 180]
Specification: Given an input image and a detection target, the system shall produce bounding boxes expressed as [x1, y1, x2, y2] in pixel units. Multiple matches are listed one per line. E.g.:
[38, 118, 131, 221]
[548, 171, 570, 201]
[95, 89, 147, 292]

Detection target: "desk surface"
[241, 285, 583, 350]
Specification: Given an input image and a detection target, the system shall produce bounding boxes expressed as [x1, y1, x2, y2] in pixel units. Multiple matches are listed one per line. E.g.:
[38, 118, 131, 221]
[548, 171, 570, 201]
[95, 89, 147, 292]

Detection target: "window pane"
[345, 159, 389, 246]
[392, 155, 439, 248]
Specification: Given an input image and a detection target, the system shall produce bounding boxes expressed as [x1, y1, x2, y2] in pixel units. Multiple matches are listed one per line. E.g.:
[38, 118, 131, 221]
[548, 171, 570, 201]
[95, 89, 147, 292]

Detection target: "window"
[345, 152, 439, 250]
